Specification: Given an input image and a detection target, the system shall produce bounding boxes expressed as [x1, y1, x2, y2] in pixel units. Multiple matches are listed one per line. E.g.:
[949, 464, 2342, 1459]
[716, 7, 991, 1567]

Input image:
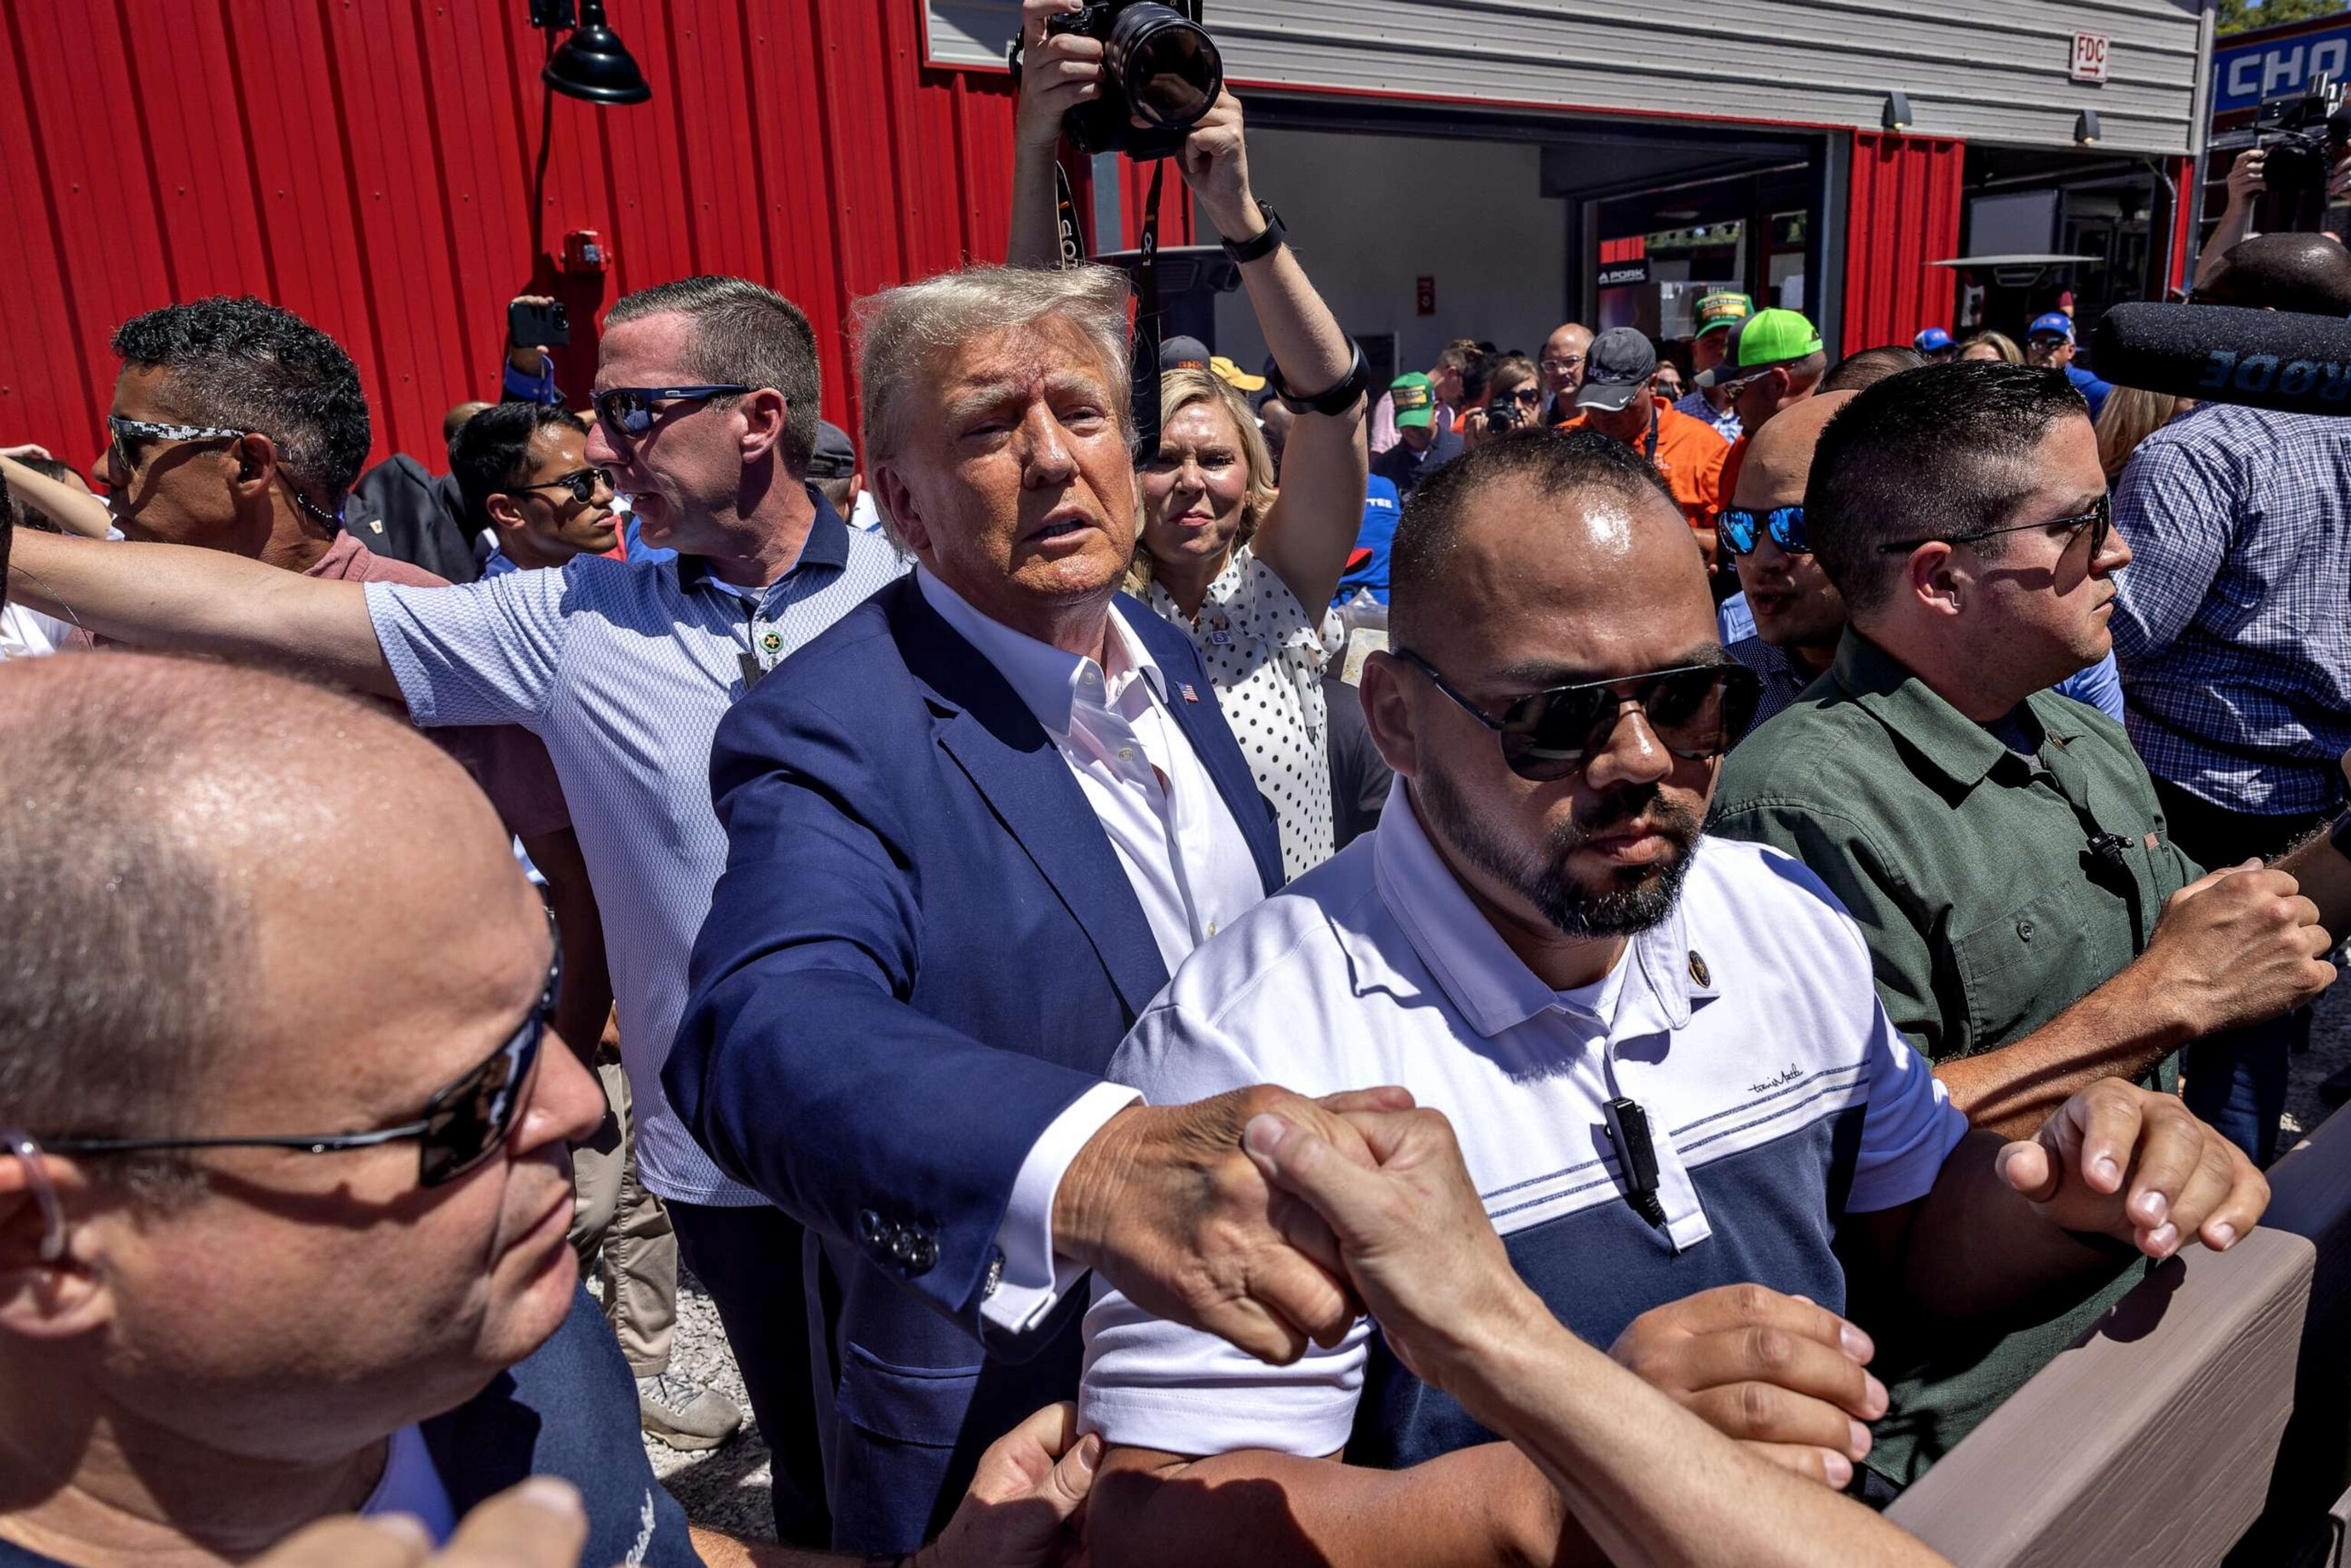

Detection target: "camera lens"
[1106, 3, 1224, 130]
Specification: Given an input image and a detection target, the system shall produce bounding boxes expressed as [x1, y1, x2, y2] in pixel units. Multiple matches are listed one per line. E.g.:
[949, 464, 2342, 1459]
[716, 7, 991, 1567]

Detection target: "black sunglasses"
[1394, 648, 1762, 781]
[592, 384, 752, 448]
[1718, 505, 1808, 557]
[37, 921, 559, 1190]
[517, 466, 614, 507]
[1877, 493, 2111, 559]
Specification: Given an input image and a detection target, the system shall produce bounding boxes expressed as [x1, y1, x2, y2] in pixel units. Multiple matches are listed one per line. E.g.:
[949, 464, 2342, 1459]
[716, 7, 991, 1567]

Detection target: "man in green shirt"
[1713, 360, 2343, 1492]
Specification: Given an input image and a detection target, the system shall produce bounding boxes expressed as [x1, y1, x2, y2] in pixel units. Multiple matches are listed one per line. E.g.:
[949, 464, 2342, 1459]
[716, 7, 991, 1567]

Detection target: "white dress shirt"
[915, 568, 1267, 1335]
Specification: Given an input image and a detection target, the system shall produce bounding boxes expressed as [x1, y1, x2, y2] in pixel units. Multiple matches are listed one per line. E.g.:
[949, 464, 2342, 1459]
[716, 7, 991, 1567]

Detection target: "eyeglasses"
[516, 466, 614, 507]
[1393, 647, 1762, 781]
[106, 414, 346, 531]
[21, 921, 559, 1198]
[591, 384, 753, 452]
[1540, 356, 1584, 374]
[1876, 493, 2111, 559]
[1718, 505, 1809, 557]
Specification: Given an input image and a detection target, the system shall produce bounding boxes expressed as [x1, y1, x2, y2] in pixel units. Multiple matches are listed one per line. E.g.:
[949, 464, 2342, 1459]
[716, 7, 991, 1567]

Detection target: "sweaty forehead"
[523, 422, 589, 479]
[1419, 474, 1714, 677]
[594, 311, 699, 391]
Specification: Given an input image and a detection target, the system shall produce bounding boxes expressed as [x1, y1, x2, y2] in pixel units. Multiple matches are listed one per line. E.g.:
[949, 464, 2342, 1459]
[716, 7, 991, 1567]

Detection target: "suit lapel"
[1120, 595, 1286, 895]
[893, 583, 1172, 1018]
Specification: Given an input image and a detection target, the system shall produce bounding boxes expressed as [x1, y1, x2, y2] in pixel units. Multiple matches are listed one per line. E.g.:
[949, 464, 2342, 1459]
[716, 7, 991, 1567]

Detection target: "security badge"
[761, 629, 784, 657]
[1206, 611, 1234, 646]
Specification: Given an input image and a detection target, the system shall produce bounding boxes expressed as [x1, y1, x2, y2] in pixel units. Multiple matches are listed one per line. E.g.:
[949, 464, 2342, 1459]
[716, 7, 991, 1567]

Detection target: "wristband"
[1219, 200, 1286, 266]
[1267, 341, 1371, 419]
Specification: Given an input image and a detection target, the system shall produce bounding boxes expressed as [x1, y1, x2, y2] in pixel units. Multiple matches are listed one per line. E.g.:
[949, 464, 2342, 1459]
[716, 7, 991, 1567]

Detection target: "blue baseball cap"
[2027, 312, 2075, 341]
[1913, 327, 1954, 353]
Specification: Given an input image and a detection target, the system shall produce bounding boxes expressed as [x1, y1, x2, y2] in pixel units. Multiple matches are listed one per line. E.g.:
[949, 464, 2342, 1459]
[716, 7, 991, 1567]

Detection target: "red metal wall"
[0, 1, 1189, 478]
[1841, 132, 1966, 356]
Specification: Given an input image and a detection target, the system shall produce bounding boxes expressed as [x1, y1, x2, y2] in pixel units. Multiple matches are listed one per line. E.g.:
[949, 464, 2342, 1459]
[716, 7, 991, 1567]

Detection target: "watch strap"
[1220, 200, 1286, 266]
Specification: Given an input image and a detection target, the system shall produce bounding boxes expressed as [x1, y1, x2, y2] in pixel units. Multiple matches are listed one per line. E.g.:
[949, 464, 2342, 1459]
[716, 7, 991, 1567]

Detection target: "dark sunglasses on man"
[104, 414, 345, 533]
[1393, 648, 1762, 783]
[591, 384, 752, 454]
[515, 466, 615, 507]
[1717, 504, 1808, 558]
[7, 917, 560, 1251]
[1875, 492, 2111, 559]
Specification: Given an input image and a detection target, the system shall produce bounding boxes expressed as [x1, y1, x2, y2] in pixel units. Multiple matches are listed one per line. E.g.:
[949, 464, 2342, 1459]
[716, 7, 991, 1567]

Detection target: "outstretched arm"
[5, 529, 398, 697]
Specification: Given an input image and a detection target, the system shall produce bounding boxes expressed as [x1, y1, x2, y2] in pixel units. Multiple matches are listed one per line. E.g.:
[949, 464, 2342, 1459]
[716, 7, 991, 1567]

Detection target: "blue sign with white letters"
[2212, 22, 2351, 114]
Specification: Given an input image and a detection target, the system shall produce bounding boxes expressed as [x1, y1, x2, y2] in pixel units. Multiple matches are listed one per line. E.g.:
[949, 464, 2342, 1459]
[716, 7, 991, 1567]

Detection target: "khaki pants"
[569, 1048, 677, 1377]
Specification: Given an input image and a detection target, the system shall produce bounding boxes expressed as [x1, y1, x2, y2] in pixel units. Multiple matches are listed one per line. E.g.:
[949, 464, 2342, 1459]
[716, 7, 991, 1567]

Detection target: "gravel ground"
[637, 980, 2351, 1537]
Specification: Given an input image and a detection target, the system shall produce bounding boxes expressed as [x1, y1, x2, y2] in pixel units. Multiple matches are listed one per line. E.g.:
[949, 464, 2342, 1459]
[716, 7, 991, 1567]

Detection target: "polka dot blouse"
[1145, 543, 1334, 879]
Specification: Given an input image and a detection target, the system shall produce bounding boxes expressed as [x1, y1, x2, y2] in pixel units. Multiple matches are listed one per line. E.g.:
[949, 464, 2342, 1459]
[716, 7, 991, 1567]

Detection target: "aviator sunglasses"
[1394, 649, 1762, 782]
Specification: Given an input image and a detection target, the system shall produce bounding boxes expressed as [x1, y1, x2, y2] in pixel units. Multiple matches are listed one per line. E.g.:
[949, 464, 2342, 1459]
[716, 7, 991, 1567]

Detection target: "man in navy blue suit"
[666, 259, 1385, 1554]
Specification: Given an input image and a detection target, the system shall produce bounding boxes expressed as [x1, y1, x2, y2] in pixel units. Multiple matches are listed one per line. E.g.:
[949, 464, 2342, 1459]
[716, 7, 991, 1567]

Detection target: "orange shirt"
[1718, 434, 1749, 515]
[1557, 396, 1730, 534]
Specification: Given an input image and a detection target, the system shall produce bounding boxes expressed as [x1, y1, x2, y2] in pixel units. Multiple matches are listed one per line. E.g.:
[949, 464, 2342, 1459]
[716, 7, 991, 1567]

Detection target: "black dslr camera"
[2255, 78, 2351, 234]
[1042, 0, 1222, 160]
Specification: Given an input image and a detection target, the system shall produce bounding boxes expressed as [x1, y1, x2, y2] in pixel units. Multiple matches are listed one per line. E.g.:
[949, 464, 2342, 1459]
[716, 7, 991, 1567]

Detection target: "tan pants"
[569, 1049, 677, 1377]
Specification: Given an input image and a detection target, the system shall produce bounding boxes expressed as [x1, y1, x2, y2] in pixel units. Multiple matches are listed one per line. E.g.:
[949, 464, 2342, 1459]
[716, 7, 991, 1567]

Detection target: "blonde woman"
[1014, 16, 1368, 876]
[2095, 385, 2193, 484]
[1957, 331, 2021, 363]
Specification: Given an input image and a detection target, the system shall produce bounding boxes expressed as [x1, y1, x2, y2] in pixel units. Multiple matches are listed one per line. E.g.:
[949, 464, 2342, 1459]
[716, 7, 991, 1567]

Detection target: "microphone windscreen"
[2092, 302, 2351, 417]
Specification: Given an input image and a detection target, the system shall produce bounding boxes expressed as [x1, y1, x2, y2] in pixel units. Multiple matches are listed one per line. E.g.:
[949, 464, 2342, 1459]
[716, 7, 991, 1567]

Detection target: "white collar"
[916, 566, 1167, 737]
[1371, 777, 1715, 1041]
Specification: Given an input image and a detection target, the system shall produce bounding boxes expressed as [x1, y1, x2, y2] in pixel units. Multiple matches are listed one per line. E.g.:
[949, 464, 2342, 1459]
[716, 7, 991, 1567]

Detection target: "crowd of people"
[7, 2, 2351, 1564]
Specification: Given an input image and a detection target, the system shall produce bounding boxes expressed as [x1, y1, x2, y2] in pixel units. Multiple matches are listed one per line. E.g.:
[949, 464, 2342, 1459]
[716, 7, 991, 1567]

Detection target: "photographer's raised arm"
[5, 529, 399, 699]
[1182, 93, 1370, 615]
[1009, 0, 1101, 268]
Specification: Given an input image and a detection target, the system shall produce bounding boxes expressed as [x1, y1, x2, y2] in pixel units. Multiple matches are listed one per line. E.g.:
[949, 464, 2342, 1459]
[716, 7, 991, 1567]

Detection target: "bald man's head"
[2200, 233, 2351, 316]
[0, 654, 523, 1154]
[1732, 390, 1856, 512]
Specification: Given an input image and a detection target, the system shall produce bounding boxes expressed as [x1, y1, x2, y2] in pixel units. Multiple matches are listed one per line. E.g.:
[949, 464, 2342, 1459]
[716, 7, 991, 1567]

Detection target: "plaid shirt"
[1673, 387, 1742, 443]
[2109, 402, 2351, 816]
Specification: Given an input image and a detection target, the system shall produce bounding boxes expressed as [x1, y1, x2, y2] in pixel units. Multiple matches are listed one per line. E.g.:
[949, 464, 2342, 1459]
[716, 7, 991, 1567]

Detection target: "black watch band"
[1219, 200, 1286, 266]
[1267, 341, 1371, 419]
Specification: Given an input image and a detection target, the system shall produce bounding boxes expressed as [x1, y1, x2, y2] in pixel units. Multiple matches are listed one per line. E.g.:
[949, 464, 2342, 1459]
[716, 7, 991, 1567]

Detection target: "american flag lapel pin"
[1179, 682, 1200, 703]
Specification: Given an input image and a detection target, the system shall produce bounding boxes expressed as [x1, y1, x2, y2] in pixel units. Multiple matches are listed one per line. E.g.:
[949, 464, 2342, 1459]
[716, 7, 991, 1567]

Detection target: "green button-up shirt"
[1712, 629, 2199, 1488]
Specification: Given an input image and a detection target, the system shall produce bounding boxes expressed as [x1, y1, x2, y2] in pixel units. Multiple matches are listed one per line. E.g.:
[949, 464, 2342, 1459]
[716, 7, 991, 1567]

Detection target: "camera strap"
[1131, 158, 1169, 456]
[1052, 161, 1084, 270]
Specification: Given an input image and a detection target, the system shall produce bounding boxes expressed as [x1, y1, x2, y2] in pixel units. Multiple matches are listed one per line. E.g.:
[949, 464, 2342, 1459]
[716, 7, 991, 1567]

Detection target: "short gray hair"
[606, 276, 823, 478]
[856, 263, 1133, 484]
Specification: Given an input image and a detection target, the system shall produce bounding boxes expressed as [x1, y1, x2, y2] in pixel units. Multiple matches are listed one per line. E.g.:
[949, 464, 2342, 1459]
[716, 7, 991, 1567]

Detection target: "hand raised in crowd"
[249, 1479, 588, 1568]
[2224, 146, 2268, 207]
[1607, 1286, 1886, 1488]
[1176, 90, 1258, 239]
[1997, 1076, 2269, 1260]
[1054, 1086, 1412, 1365]
[1015, 0, 1102, 151]
[2136, 860, 2334, 1039]
[0, 442, 53, 461]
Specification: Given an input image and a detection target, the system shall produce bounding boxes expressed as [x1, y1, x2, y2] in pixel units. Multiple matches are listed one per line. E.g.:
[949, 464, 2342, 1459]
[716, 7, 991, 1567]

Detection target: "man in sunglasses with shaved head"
[2, 275, 905, 1542]
[1074, 427, 2273, 1564]
[1714, 360, 2351, 1496]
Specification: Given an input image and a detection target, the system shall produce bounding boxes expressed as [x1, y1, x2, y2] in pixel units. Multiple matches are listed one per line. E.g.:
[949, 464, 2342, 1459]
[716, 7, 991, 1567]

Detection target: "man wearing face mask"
[1074, 431, 2272, 1564]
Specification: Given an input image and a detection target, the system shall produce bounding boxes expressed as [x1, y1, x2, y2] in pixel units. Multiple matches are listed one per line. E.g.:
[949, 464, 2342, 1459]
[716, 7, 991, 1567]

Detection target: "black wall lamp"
[533, 0, 651, 106]
[1882, 91, 1914, 132]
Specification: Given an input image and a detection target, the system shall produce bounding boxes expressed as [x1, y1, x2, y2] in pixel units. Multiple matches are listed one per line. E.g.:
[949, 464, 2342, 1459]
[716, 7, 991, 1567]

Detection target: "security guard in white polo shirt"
[1071, 431, 2271, 1563]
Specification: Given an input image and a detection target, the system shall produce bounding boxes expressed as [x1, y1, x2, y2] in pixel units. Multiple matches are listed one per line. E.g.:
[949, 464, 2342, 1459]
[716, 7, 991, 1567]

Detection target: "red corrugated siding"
[0, 0, 1019, 475]
[1842, 132, 1965, 357]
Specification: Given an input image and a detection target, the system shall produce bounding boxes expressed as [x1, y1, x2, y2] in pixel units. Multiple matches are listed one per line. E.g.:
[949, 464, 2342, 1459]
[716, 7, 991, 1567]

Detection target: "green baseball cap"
[1390, 371, 1437, 430]
[1695, 308, 1823, 388]
[1693, 291, 1753, 338]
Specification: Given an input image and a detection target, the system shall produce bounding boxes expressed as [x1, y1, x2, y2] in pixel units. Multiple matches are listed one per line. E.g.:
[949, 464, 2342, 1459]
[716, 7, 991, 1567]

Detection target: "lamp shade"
[543, 0, 650, 105]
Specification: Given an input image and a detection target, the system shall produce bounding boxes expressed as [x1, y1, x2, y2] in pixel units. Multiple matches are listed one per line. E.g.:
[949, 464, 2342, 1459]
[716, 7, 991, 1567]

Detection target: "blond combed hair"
[854, 263, 1133, 547]
[1125, 366, 1280, 596]
[2095, 384, 2189, 482]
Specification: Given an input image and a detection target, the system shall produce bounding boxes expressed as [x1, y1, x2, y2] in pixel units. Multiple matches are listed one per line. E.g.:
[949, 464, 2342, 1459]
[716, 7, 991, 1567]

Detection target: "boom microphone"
[2092, 302, 2351, 416]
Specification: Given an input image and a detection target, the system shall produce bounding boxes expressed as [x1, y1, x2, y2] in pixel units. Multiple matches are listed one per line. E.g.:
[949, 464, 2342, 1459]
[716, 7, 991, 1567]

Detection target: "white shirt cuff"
[980, 1082, 1141, 1335]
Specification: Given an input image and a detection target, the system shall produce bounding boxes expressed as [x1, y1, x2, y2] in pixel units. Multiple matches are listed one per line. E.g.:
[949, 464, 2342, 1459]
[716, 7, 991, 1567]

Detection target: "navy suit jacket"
[666, 574, 1282, 1553]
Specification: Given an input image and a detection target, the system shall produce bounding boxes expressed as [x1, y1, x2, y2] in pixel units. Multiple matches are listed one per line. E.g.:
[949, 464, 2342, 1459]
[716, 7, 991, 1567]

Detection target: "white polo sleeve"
[1077, 996, 1371, 1459]
[364, 562, 578, 729]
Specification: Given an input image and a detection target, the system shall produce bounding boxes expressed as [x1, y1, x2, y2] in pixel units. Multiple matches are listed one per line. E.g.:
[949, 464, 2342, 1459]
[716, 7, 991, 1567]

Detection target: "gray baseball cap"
[1574, 328, 1659, 413]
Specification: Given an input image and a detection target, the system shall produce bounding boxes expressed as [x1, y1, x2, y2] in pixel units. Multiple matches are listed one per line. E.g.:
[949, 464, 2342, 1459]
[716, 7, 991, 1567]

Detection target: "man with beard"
[1071, 431, 2272, 1563]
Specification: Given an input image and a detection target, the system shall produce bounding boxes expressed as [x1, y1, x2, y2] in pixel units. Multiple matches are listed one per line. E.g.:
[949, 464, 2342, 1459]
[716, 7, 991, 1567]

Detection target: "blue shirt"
[1334, 475, 1402, 604]
[366, 493, 908, 1203]
[2066, 362, 2113, 422]
[1674, 387, 1743, 443]
[503, 351, 564, 407]
[2110, 401, 2351, 815]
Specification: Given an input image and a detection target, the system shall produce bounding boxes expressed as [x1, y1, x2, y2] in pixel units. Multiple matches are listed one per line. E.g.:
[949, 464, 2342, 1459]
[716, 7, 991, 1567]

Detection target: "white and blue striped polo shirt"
[364, 498, 906, 1205]
[1080, 777, 1965, 1465]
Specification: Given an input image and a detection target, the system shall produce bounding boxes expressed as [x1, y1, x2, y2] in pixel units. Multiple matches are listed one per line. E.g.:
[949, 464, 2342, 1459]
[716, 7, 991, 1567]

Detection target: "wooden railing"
[1883, 1100, 2351, 1566]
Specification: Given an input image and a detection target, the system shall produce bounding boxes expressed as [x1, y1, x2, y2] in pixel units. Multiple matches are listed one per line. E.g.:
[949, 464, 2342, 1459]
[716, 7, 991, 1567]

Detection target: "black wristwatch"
[1268, 341, 1372, 419]
[1219, 200, 1286, 266]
